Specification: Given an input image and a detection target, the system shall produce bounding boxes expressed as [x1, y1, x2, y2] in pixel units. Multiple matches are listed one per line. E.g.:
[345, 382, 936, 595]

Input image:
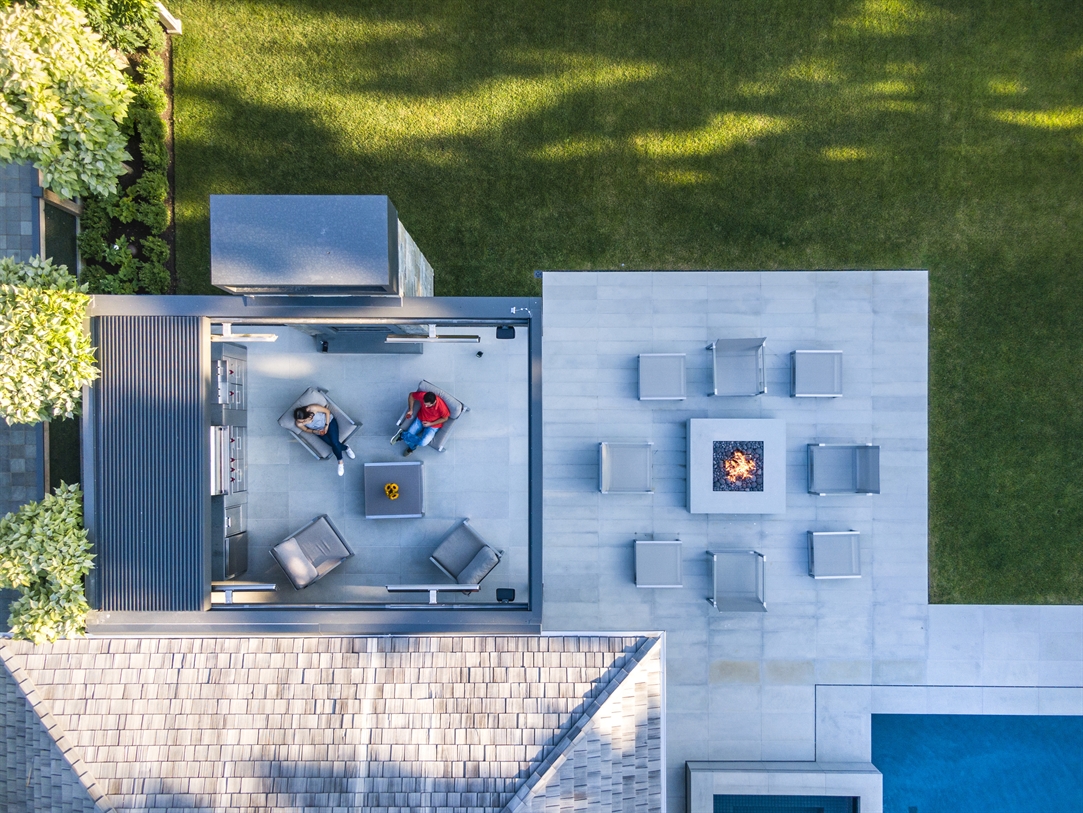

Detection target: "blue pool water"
[872, 714, 1083, 813]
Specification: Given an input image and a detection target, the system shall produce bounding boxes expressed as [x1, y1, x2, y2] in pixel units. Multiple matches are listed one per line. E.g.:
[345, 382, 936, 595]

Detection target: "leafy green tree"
[0, 483, 94, 643]
[0, 0, 133, 199]
[0, 256, 99, 425]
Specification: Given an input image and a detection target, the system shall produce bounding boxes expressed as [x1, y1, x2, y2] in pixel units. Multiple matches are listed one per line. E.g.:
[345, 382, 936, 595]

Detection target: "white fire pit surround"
[687, 418, 787, 514]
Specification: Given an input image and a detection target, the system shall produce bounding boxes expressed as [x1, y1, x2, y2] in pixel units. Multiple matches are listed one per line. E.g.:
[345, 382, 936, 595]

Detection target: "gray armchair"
[396, 379, 467, 452]
[707, 338, 767, 396]
[278, 387, 359, 460]
[270, 515, 352, 590]
[430, 519, 503, 586]
[708, 550, 766, 612]
[807, 444, 880, 495]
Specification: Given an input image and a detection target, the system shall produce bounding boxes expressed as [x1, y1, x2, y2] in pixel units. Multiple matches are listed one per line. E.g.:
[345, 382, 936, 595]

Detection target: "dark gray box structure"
[210, 195, 433, 297]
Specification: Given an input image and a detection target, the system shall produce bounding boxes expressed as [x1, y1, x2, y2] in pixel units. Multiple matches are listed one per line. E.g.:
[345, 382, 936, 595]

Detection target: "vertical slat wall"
[95, 316, 207, 611]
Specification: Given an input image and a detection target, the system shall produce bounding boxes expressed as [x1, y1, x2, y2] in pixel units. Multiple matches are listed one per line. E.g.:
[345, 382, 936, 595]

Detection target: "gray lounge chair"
[707, 338, 767, 396]
[635, 539, 683, 588]
[708, 550, 766, 612]
[638, 353, 687, 400]
[395, 379, 467, 452]
[270, 515, 352, 590]
[807, 444, 880, 495]
[807, 531, 861, 579]
[791, 350, 843, 397]
[429, 519, 503, 587]
[278, 387, 359, 460]
[599, 442, 654, 493]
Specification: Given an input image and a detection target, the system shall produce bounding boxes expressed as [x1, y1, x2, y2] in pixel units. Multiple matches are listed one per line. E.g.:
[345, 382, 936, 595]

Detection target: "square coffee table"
[364, 461, 423, 519]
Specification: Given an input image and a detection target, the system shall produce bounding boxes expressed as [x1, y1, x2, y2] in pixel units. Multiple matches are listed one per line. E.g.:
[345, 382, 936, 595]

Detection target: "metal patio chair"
[807, 531, 861, 579]
[791, 350, 843, 397]
[807, 444, 880, 495]
[708, 550, 767, 612]
[599, 442, 654, 493]
[707, 338, 767, 396]
[635, 539, 683, 588]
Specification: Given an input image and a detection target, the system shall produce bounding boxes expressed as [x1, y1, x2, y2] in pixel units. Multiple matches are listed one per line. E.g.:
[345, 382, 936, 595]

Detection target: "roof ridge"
[499, 634, 661, 813]
[0, 641, 117, 813]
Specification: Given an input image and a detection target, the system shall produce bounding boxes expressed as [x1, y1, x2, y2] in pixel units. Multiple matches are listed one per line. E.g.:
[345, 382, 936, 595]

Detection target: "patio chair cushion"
[408, 380, 466, 452]
[279, 387, 359, 460]
[429, 519, 502, 585]
[270, 515, 352, 590]
[709, 338, 766, 396]
[270, 537, 319, 588]
[457, 546, 502, 585]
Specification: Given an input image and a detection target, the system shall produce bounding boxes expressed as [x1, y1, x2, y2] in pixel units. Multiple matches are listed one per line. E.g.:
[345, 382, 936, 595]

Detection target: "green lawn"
[171, 0, 1083, 603]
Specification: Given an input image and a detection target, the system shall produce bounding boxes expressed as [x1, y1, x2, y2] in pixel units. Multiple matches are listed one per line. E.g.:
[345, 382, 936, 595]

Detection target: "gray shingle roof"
[1, 635, 661, 813]
[502, 638, 662, 813]
[0, 644, 112, 813]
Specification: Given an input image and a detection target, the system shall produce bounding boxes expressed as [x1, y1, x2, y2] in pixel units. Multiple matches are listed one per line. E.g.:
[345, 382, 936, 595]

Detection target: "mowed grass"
[171, 0, 1083, 603]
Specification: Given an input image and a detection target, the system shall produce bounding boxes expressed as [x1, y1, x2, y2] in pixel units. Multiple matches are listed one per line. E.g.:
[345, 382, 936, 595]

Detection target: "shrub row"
[0, 483, 94, 643]
[79, 8, 173, 294]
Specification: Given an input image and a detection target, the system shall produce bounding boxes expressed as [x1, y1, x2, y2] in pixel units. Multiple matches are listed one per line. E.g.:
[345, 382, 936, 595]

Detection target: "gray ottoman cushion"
[457, 546, 501, 585]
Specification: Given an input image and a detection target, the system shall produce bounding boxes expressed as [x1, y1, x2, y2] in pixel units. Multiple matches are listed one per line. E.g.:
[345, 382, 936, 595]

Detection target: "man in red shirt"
[394, 390, 450, 456]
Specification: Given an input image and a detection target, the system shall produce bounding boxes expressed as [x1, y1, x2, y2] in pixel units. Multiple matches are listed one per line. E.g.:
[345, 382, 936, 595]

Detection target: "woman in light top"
[294, 404, 354, 475]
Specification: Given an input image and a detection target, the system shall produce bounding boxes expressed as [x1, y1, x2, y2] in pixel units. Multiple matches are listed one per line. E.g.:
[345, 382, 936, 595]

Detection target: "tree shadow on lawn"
[172, 0, 1083, 601]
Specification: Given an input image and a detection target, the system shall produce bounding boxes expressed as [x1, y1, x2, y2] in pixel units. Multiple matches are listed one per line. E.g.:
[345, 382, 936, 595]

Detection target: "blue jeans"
[402, 417, 438, 450]
[317, 416, 347, 461]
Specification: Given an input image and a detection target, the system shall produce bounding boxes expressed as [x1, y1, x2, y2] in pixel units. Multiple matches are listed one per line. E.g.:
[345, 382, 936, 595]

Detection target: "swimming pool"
[871, 714, 1083, 813]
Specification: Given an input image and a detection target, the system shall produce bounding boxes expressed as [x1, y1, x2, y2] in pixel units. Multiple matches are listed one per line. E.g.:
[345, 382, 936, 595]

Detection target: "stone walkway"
[1, 162, 46, 622]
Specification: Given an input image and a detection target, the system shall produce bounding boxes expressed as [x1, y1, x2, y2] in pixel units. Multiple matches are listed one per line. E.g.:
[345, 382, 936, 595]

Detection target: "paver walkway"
[0, 162, 46, 625]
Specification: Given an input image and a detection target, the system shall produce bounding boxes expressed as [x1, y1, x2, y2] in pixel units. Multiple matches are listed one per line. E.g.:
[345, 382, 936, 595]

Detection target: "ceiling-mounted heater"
[210, 323, 279, 343]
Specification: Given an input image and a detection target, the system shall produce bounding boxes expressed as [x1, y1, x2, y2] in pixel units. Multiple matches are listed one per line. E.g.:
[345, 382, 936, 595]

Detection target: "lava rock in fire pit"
[713, 440, 765, 492]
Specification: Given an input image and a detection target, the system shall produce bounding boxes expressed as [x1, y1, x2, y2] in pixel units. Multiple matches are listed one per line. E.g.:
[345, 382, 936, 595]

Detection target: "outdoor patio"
[237, 323, 531, 605]
[541, 270, 929, 812]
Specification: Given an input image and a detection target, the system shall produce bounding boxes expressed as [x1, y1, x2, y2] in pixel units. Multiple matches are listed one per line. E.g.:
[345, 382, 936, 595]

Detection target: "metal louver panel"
[94, 316, 208, 611]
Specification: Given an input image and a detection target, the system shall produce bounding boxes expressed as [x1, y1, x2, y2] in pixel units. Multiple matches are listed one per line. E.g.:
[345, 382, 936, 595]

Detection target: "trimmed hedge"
[0, 483, 94, 643]
[0, 256, 98, 425]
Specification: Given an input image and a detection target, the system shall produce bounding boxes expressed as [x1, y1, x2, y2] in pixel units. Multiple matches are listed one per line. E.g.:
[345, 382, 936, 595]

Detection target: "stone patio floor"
[539, 270, 1082, 813]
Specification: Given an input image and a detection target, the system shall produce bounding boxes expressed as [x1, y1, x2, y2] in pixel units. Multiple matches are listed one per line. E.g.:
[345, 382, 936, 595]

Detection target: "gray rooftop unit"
[210, 195, 433, 297]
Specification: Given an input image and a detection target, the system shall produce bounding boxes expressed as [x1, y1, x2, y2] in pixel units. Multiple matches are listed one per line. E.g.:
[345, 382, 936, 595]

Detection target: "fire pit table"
[687, 418, 786, 514]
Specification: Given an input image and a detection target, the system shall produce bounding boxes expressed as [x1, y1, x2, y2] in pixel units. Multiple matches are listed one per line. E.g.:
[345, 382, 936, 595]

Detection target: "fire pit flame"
[723, 449, 757, 483]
